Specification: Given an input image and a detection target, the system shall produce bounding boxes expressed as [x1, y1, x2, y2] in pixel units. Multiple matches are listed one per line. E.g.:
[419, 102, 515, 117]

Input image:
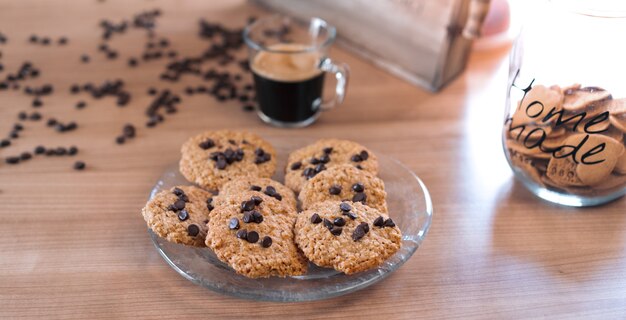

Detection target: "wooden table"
[1, 1, 625, 318]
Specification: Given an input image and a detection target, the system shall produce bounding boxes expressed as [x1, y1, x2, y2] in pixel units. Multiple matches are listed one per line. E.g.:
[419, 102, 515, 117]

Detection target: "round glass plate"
[147, 140, 433, 302]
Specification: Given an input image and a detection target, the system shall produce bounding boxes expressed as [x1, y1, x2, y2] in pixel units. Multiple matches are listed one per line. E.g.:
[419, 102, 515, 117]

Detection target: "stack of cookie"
[141, 131, 401, 278]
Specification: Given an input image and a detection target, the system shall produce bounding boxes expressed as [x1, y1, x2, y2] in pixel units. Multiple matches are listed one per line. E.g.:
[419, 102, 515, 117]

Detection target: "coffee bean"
[229, 218, 240, 230]
[116, 136, 125, 144]
[242, 105, 255, 112]
[107, 51, 118, 59]
[148, 88, 157, 95]
[252, 210, 263, 223]
[81, 55, 90, 63]
[199, 138, 215, 149]
[383, 218, 396, 227]
[5, 156, 20, 164]
[261, 236, 272, 248]
[34, 146, 45, 154]
[310, 213, 322, 224]
[344, 212, 358, 220]
[373, 216, 385, 227]
[128, 58, 138, 67]
[30, 35, 38, 43]
[236, 229, 248, 240]
[241, 199, 255, 212]
[323, 147, 333, 154]
[29, 112, 41, 121]
[360, 150, 369, 160]
[251, 196, 263, 205]
[0, 139, 10, 148]
[351, 154, 362, 162]
[56, 147, 67, 155]
[352, 183, 365, 192]
[73, 161, 86, 170]
[18, 112, 27, 120]
[177, 209, 189, 221]
[330, 227, 343, 236]
[173, 199, 186, 210]
[246, 231, 259, 243]
[20, 152, 32, 160]
[290, 161, 302, 170]
[41, 37, 50, 45]
[47, 118, 57, 127]
[9, 131, 18, 139]
[187, 224, 200, 237]
[329, 185, 342, 195]
[58, 37, 68, 45]
[14, 124, 23, 131]
[333, 217, 346, 227]
[75, 101, 86, 109]
[123, 124, 135, 138]
[339, 202, 352, 212]
[65, 122, 77, 131]
[323, 218, 333, 230]
[68, 146, 78, 155]
[46, 149, 57, 156]
[352, 192, 367, 203]
[250, 185, 262, 192]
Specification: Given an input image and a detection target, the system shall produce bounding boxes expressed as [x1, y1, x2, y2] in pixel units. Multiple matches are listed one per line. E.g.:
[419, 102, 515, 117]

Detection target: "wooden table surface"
[2, 0, 626, 319]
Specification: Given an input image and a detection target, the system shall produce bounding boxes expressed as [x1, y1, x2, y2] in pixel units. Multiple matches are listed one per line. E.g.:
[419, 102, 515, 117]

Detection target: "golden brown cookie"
[285, 139, 379, 193]
[179, 130, 277, 191]
[546, 153, 585, 187]
[295, 201, 401, 275]
[205, 193, 307, 278]
[568, 134, 624, 186]
[562, 86, 611, 112]
[510, 85, 562, 130]
[219, 177, 297, 211]
[299, 165, 387, 213]
[142, 186, 214, 247]
[509, 149, 543, 186]
[610, 114, 626, 133]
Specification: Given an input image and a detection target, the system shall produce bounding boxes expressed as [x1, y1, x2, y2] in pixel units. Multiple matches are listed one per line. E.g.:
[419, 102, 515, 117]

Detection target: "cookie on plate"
[205, 193, 307, 278]
[142, 186, 214, 247]
[284, 139, 379, 193]
[179, 130, 277, 191]
[219, 177, 297, 211]
[295, 200, 401, 275]
[299, 164, 388, 213]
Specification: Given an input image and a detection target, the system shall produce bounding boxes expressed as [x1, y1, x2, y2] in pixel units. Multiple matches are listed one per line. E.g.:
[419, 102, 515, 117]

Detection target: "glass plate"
[147, 140, 433, 302]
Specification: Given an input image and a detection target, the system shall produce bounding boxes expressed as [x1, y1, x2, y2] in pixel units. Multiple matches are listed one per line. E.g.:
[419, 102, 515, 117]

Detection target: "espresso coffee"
[251, 43, 325, 125]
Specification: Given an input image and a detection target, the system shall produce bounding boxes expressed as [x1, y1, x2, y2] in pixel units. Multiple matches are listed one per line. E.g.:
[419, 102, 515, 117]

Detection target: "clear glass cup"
[504, 1, 626, 206]
[244, 15, 349, 128]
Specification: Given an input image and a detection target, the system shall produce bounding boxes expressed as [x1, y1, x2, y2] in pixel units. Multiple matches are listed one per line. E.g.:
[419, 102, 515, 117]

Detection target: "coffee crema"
[251, 43, 322, 82]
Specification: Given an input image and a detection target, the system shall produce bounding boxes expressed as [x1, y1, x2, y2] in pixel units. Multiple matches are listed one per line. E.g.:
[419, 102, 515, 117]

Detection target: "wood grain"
[1, 0, 625, 319]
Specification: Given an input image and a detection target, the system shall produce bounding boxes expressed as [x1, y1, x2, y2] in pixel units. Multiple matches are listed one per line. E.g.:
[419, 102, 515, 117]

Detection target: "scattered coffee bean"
[73, 161, 86, 170]
[34, 145, 46, 154]
[177, 209, 189, 221]
[172, 187, 184, 196]
[47, 118, 57, 126]
[0, 139, 10, 148]
[81, 54, 90, 63]
[58, 37, 68, 45]
[242, 105, 255, 112]
[5, 156, 20, 164]
[116, 136, 125, 144]
[229, 217, 240, 230]
[333, 217, 346, 227]
[18, 112, 27, 120]
[356, 165, 363, 170]
[290, 161, 302, 170]
[68, 146, 78, 155]
[187, 224, 200, 237]
[310, 213, 322, 224]
[128, 58, 138, 67]
[76, 101, 86, 109]
[236, 229, 248, 240]
[29, 112, 41, 120]
[246, 231, 259, 243]
[261, 236, 272, 248]
[373, 216, 385, 227]
[339, 202, 352, 212]
[123, 124, 136, 138]
[352, 182, 365, 192]
[13, 124, 23, 131]
[329, 185, 342, 195]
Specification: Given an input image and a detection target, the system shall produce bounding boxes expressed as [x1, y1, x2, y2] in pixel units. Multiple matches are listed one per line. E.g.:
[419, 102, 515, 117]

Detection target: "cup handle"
[319, 57, 349, 111]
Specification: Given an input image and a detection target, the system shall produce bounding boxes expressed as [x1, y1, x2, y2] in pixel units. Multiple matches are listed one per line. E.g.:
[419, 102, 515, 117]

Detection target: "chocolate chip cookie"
[205, 193, 307, 278]
[295, 200, 401, 275]
[299, 164, 388, 213]
[142, 186, 214, 247]
[219, 177, 297, 211]
[285, 139, 379, 194]
[179, 130, 277, 191]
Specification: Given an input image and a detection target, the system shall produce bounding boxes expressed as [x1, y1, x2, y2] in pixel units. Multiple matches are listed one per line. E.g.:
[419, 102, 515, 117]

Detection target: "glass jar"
[504, 1, 626, 206]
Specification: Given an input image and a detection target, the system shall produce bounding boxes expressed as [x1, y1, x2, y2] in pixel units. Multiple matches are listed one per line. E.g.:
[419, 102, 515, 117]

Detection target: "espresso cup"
[244, 15, 349, 128]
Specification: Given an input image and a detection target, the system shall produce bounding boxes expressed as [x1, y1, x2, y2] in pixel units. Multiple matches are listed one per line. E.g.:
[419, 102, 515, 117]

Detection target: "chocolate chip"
[329, 185, 342, 195]
[254, 148, 264, 156]
[254, 153, 271, 164]
[323, 218, 334, 230]
[319, 154, 330, 163]
[362, 222, 370, 233]
[323, 147, 333, 154]
[207, 202, 214, 211]
[360, 150, 369, 160]
[5, 156, 20, 164]
[303, 167, 315, 179]
[352, 192, 367, 203]
[172, 187, 184, 196]
[290, 162, 302, 170]
[199, 138, 215, 149]
[352, 223, 369, 241]
[344, 212, 358, 220]
[261, 236, 272, 248]
[177, 210, 189, 221]
[314, 163, 326, 173]
[264, 186, 277, 196]
[339, 202, 352, 212]
[310, 213, 322, 224]
[241, 199, 255, 212]
[252, 210, 263, 223]
[330, 227, 343, 236]
[187, 224, 200, 237]
[251, 196, 263, 205]
[309, 157, 320, 165]
[384, 218, 396, 227]
[246, 231, 259, 243]
[351, 154, 362, 162]
[236, 229, 248, 240]
[333, 217, 346, 227]
[229, 218, 240, 230]
[352, 183, 365, 192]
[173, 199, 186, 210]
[34, 146, 45, 154]
[373, 216, 385, 227]
[242, 211, 253, 223]
[73, 161, 86, 170]
[215, 157, 227, 169]
[250, 185, 262, 192]
[355, 165, 363, 170]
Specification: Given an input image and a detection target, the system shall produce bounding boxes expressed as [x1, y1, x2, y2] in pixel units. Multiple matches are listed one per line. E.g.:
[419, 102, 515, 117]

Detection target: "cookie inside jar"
[504, 84, 626, 198]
